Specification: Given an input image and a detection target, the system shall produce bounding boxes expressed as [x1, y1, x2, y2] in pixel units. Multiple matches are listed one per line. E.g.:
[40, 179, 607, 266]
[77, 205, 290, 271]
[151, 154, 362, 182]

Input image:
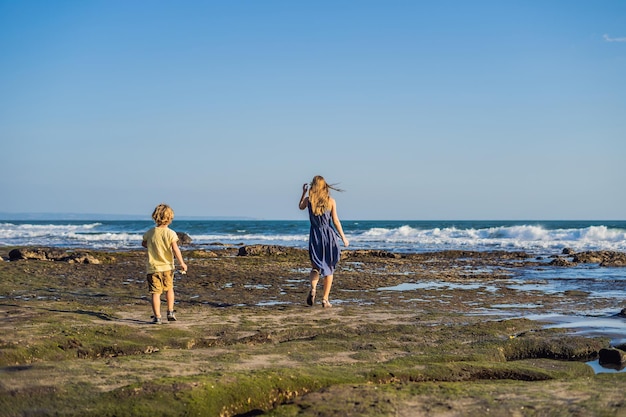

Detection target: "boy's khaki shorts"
[147, 270, 174, 294]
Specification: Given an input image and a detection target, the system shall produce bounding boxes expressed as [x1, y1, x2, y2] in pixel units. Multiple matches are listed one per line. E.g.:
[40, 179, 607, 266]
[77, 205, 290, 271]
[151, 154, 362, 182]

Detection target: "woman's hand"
[342, 237, 350, 247]
[299, 183, 309, 210]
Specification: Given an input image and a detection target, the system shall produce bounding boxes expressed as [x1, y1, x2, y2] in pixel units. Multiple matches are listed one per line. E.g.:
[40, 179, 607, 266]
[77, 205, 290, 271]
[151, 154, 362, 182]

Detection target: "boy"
[142, 204, 188, 324]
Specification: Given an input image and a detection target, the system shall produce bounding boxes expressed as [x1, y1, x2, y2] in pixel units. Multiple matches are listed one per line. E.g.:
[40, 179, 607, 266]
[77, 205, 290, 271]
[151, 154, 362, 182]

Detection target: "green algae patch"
[0, 318, 192, 365]
[503, 331, 609, 361]
[2, 367, 363, 417]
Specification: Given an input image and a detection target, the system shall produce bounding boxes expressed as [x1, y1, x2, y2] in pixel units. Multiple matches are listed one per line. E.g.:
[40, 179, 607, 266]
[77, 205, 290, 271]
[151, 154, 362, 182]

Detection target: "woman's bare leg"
[307, 267, 320, 306]
[309, 267, 320, 289]
[322, 274, 333, 305]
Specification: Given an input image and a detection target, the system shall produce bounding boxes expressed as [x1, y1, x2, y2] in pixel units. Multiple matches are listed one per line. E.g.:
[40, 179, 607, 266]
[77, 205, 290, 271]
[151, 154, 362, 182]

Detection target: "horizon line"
[0, 212, 623, 222]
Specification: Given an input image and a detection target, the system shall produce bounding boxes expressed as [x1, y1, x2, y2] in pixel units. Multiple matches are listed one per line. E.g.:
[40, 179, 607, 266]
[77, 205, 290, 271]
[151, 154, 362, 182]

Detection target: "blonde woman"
[299, 175, 349, 308]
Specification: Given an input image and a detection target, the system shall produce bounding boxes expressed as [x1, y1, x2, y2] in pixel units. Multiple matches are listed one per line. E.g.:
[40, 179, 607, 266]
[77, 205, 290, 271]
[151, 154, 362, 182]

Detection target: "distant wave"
[351, 224, 626, 252]
[1, 221, 624, 254]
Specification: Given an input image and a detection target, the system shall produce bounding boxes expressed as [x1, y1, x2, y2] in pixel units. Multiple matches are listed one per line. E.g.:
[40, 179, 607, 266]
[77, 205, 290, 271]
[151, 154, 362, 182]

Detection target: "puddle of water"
[586, 359, 626, 374]
[377, 282, 498, 292]
[490, 303, 542, 309]
[522, 313, 626, 347]
[244, 284, 271, 290]
[507, 266, 626, 300]
[256, 300, 288, 306]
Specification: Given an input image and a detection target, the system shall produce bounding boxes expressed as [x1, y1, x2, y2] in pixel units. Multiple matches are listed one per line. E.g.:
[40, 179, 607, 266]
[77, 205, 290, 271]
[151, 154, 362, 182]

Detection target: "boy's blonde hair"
[309, 175, 343, 216]
[152, 204, 174, 226]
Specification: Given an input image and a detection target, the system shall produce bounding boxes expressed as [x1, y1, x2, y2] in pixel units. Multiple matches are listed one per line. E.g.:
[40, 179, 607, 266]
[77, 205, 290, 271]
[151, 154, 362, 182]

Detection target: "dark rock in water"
[563, 290, 590, 297]
[601, 258, 626, 267]
[572, 251, 626, 267]
[617, 308, 626, 318]
[9, 247, 65, 261]
[177, 232, 193, 245]
[599, 348, 626, 366]
[61, 253, 101, 264]
[8, 247, 101, 264]
[238, 245, 287, 256]
[549, 257, 576, 267]
[562, 248, 575, 255]
[343, 250, 402, 259]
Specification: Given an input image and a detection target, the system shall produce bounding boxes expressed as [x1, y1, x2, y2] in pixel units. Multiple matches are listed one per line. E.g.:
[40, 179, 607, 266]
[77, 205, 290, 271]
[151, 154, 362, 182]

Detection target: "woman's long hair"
[308, 175, 343, 216]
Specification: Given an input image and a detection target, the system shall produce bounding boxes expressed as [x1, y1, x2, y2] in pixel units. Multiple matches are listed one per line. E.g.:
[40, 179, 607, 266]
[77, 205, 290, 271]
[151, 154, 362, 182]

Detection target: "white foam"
[351, 224, 626, 253]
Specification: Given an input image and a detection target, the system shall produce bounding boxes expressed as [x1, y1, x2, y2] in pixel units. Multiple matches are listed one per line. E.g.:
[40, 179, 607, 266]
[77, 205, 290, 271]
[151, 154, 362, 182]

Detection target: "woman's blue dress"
[307, 203, 340, 277]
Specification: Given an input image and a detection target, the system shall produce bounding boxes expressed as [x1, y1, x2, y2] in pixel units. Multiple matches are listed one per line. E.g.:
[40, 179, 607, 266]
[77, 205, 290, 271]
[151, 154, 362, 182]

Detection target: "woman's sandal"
[321, 299, 332, 308]
[306, 289, 316, 306]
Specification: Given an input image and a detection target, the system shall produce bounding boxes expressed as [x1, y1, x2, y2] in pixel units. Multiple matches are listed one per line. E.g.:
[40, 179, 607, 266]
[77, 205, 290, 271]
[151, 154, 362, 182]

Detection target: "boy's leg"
[151, 293, 162, 318]
[147, 272, 165, 323]
[166, 288, 176, 321]
[163, 270, 176, 321]
[166, 288, 175, 312]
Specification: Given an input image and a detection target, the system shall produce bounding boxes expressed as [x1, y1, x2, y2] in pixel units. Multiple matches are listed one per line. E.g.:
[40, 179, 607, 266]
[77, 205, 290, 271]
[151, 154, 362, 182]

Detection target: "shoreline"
[2, 246, 626, 416]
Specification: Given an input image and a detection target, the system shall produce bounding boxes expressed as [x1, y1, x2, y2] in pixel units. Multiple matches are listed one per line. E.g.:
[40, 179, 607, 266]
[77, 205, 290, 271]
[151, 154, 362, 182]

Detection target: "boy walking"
[142, 204, 188, 324]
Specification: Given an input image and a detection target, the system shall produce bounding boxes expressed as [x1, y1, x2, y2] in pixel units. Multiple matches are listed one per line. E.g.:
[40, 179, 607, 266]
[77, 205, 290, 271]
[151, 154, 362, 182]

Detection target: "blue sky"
[1, 1, 625, 220]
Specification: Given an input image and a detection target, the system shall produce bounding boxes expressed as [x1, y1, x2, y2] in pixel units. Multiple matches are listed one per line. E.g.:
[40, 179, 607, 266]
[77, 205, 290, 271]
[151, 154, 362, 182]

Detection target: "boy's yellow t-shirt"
[143, 226, 179, 273]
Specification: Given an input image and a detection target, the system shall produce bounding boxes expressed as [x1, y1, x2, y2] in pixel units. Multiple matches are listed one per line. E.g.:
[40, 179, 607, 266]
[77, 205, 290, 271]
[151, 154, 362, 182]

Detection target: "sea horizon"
[1, 211, 624, 222]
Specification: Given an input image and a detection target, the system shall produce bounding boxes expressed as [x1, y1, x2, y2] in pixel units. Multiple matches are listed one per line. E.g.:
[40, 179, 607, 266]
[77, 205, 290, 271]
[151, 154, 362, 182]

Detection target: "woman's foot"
[306, 289, 316, 306]
[322, 299, 332, 308]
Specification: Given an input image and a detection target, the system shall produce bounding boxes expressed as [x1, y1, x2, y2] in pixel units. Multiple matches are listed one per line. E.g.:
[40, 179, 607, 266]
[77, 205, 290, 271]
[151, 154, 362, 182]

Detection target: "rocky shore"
[1, 246, 626, 416]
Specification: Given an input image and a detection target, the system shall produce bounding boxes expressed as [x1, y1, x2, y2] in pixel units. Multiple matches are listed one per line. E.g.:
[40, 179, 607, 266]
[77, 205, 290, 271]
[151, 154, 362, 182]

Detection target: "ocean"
[1, 219, 625, 256]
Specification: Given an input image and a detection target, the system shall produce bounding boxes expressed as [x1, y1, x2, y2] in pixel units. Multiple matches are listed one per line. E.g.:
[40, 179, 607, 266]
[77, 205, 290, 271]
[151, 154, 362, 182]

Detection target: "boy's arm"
[172, 241, 188, 272]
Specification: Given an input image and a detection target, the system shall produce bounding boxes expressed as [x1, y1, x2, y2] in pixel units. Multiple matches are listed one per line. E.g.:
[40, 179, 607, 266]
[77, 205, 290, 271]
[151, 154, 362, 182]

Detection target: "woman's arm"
[330, 198, 349, 247]
[299, 183, 309, 210]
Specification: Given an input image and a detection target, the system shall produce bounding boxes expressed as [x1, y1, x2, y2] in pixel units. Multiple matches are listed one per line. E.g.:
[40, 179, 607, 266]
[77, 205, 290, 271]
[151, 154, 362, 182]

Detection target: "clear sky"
[1, 1, 625, 220]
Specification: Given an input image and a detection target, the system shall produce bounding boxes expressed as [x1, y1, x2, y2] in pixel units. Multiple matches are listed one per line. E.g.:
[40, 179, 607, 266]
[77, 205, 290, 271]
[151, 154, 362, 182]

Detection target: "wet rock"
[188, 250, 218, 258]
[601, 258, 626, 267]
[9, 247, 65, 261]
[62, 253, 101, 264]
[8, 248, 101, 264]
[563, 290, 590, 297]
[572, 251, 626, 266]
[549, 257, 576, 267]
[238, 245, 287, 256]
[599, 348, 626, 366]
[177, 232, 193, 245]
[343, 250, 402, 259]
[504, 334, 605, 361]
[562, 248, 575, 255]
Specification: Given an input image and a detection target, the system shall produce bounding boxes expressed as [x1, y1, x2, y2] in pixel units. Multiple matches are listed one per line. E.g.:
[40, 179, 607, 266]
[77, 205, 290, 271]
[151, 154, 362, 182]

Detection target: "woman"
[299, 175, 349, 308]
